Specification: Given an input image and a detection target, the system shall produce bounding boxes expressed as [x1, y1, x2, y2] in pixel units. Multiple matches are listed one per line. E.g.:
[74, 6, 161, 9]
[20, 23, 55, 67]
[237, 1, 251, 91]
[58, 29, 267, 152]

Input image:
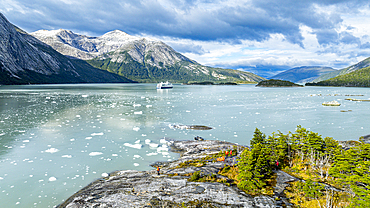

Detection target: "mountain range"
[269, 66, 337, 83]
[0, 13, 133, 85]
[30, 29, 264, 83]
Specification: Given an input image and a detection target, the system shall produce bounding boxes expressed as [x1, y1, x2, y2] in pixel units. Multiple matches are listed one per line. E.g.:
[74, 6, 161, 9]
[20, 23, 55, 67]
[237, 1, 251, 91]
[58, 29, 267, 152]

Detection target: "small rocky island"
[256, 79, 303, 87]
[57, 140, 295, 208]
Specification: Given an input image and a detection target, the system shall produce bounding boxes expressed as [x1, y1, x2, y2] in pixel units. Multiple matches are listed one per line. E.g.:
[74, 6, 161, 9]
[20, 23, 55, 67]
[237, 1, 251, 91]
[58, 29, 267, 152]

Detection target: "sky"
[2, 0, 370, 77]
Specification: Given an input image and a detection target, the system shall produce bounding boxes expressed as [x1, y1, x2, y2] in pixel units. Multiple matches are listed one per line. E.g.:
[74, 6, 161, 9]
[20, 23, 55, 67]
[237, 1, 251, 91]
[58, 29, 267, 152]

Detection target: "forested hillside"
[306, 66, 370, 87]
[236, 127, 369, 207]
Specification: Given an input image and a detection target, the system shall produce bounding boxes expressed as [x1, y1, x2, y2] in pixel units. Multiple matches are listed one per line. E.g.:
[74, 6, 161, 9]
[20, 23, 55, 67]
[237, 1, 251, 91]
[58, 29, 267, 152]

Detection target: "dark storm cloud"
[1, 0, 370, 47]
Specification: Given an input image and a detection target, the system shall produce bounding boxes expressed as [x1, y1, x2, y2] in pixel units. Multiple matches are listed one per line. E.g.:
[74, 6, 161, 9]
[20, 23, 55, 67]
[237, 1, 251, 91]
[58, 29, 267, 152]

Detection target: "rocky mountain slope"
[269, 66, 336, 83]
[31, 29, 264, 83]
[0, 13, 133, 85]
[313, 57, 370, 83]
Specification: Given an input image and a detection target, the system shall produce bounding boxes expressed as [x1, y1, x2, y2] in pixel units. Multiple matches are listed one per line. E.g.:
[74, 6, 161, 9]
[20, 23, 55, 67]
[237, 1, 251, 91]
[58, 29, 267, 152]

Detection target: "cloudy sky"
[2, 0, 370, 77]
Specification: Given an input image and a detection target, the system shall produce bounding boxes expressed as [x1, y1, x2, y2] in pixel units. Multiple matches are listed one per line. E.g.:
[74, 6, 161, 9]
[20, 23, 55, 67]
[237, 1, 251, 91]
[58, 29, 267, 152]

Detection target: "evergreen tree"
[237, 143, 272, 194]
[250, 128, 266, 148]
[330, 142, 370, 207]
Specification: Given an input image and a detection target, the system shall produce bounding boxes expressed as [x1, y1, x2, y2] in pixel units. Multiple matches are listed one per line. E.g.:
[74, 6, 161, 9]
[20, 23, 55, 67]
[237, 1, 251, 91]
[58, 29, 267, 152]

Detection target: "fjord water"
[0, 84, 369, 207]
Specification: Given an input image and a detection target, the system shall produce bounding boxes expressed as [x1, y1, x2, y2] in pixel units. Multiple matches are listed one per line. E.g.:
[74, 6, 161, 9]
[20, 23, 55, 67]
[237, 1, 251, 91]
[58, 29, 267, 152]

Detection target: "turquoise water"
[0, 84, 369, 207]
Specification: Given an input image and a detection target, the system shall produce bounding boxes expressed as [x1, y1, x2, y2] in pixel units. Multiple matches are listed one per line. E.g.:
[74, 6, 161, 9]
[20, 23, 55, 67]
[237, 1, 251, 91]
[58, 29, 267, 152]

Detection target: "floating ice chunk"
[142, 134, 147, 137]
[145, 139, 151, 144]
[149, 143, 159, 148]
[91, 132, 104, 136]
[157, 146, 169, 152]
[45, 148, 59, 153]
[133, 163, 139, 166]
[135, 140, 140, 144]
[48, 177, 57, 182]
[124, 143, 142, 149]
[23, 140, 30, 143]
[0, 133, 5, 136]
[85, 137, 92, 140]
[146, 105, 152, 108]
[134, 111, 143, 114]
[146, 152, 158, 156]
[81, 95, 88, 98]
[70, 138, 75, 141]
[133, 127, 140, 131]
[62, 155, 72, 158]
[89, 152, 103, 156]
[161, 152, 169, 156]
[101, 173, 108, 177]
[112, 154, 118, 157]
[0, 177, 3, 180]
[186, 110, 191, 113]
[133, 104, 141, 107]
[160, 138, 167, 144]
[133, 155, 141, 158]
[76, 115, 81, 118]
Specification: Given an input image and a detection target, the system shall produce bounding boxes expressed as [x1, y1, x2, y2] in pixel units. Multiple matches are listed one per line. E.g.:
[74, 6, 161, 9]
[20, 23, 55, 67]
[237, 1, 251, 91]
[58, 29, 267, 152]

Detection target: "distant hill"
[256, 79, 303, 87]
[0, 13, 133, 85]
[313, 57, 370, 83]
[269, 66, 336, 83]
[31, 29, 265, 83]
[306, 66, 370, 87]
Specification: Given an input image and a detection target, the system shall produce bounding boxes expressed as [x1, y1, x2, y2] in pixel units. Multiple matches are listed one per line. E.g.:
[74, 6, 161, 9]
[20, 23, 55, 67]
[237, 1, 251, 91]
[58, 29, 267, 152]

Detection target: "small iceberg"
[157, 145, 169, 152]
[149, 143, 159, 148]
[322, 101, 341, 106]
[124, 143, 143, 149]
[89, 152, 103, 156]
[48, 177, 57, 182]
[45, 148, 59, 153]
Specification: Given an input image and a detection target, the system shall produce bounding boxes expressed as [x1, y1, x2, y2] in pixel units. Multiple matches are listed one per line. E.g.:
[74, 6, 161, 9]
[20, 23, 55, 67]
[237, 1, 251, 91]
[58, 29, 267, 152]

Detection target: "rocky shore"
[57, 140, 298, 208]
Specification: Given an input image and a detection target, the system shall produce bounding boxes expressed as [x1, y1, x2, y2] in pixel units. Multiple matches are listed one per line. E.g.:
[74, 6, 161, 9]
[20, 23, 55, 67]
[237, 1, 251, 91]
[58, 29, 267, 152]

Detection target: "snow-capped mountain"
[0, 13, 133, 85]
[31, 29, 264, 83]
[31, 29, 193, 67]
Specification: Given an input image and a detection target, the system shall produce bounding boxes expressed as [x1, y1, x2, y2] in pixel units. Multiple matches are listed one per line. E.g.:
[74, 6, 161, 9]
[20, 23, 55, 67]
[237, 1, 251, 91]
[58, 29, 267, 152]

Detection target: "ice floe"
[133, 163, 139, 166]
[134, 111, 142, 114]
[89, 152, 103, 156]
[45, 148, 59, 153]
[48, 177, 57, 182]
[91, 132, 104, 136]
[85, 137, 92, 140]
[101, 173, 108, 177]
[62, 155, 72, 158]
[145, 139, 151, 144]
[149, 143, 159, 148]
[133, 127, 140, 131]
[124, 143, 142, 149]
[157, 145, 169, 152]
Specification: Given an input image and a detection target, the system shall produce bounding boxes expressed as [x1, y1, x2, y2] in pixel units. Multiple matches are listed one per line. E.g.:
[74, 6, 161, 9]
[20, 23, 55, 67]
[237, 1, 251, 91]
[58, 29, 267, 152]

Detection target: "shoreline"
[56, 136, 369, 208]
[56, 140, 284, 208]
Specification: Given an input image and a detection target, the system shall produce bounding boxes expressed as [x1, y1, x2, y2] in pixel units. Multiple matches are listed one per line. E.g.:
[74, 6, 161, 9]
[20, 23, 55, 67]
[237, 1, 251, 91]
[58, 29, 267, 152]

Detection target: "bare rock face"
[57, 140, 277, 208]
[0, 12, 133, 85]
